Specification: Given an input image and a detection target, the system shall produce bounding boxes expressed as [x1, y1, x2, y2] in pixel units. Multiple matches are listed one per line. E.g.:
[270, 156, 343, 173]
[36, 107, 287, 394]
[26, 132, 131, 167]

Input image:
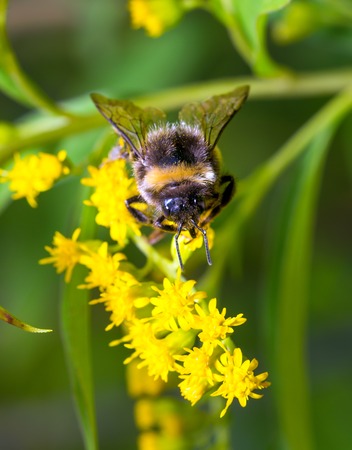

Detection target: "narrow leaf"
[266, 126, 336, 450]
[0, 305, 52, 332]
[60, 185, 99, 450]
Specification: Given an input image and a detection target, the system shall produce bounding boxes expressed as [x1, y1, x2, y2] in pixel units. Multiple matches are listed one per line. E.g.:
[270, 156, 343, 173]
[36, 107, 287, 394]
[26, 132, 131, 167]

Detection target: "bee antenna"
[191, 220, 213, 266]
[175, 223, 185, 271]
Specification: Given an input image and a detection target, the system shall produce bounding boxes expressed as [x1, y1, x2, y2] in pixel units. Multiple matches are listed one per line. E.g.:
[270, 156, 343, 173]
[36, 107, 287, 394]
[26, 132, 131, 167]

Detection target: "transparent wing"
[178, 85, 249, 150]
[91, 93, 166, 158]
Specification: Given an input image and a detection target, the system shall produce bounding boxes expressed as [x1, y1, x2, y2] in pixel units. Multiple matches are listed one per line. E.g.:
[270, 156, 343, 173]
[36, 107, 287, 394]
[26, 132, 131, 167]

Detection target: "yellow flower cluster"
[41, 226, 270, 417]
[0, 150, 69, 207]
[82, 158, 141, 246]
[38, 150, 270, 418]
[128, 0, 184, 37]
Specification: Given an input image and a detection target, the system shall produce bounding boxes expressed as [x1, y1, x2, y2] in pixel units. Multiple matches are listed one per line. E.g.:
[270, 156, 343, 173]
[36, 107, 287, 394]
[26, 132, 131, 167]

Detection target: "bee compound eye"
[163, 198, 184, 217]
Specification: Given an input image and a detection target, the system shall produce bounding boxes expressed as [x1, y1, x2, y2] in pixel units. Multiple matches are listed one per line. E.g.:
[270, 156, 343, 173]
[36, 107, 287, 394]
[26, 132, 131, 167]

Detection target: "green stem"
[239, 84, 352, 200]
[0, 0, 71, 116]
[201, 85, 352, 294]
[1, 68, 352, 163]
[130, 234, 177, 280]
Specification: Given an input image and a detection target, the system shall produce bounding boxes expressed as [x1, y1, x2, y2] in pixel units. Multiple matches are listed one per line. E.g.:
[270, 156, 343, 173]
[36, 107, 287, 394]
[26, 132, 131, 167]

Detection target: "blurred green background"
[0, 0, 352, 449]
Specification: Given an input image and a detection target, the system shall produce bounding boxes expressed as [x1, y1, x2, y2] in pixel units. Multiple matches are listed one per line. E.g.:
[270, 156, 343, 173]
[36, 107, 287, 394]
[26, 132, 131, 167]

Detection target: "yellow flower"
[180, 226, 214, 252]
[0, 150, 69, 207]
[211, 348, 270, 417]
[137, 431, 159, 450]
[127, 361, 166, 398]
[82, 159, 141, 246]
[134, 398, 157, 430]
[150, 278, 206, 332]
[91, 273, 147, 328]
[123, 320, 177, 382]
[79, 242, 126, 290]
[39, 228, 83, 282]
[172, 226, 215, 267]
[128, 0, 184, 37]
[194, 298, 246, 351]
[176, 346, 214, 405]
[93, 271, 270, 417]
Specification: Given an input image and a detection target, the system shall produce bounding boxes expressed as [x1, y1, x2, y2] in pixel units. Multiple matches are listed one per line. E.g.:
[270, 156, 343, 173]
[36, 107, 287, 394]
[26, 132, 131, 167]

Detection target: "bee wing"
[91, 93, 166, 158]
[178, 85, 249, 150]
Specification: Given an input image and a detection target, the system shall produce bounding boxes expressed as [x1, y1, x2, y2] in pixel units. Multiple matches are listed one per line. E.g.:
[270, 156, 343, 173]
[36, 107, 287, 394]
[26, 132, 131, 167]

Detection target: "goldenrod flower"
[194, 298, 247, 351]
[0, 150, 69, 207]
[127, 361, 166, 398]
[128, 0, 184, 37]
[91, 274, 148, 328]
[79, 242, 126, 290]
[122, 320, 178, 382]
[134, 398, 157, 430]
[180, 226, 214, 252]
[82, 159, 141, 246]
[39, 228, 83, 282]
[40, 221, 270, 418]
[211, 348, 270, 417]
[137, 431, 159, 450]
[177, 346, 214, 405]
[150, 278, 206, 332]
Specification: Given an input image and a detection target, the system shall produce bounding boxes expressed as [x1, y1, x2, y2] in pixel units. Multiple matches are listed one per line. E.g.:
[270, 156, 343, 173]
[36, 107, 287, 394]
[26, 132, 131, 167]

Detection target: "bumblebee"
[91, 86, 249, 270]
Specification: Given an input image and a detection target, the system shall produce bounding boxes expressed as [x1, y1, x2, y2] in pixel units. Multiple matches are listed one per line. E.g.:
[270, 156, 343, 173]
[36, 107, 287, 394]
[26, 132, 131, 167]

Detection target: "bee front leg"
[154, 216, 178, 233]
[125, 195, 152, 224]
[148, 217, 178, 245]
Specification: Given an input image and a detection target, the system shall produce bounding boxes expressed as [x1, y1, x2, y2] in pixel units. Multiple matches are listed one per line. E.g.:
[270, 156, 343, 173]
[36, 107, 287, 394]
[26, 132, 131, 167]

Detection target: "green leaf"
[0, 305, 52, 332]
[209, 0, 291, 75]
[261, 0, 291, 13]
[234, 0, 290, 46]
[0, 0, 68, 114]
[265, 126, 336, 450]
[60, 184, 99, 450]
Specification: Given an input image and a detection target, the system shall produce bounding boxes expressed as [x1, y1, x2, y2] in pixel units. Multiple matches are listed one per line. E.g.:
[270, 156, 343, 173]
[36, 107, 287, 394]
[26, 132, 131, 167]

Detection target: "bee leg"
[201, 175, 235, 226]
[125, 195, 152, 224]
[189, 227, 197, 239]
[219, 175, 236, 207]
[154, 216, 178, 232]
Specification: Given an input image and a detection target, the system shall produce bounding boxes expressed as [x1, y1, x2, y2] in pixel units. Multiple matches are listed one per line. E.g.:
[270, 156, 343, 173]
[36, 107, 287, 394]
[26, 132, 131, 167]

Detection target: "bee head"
[161, 191, 212, 270]
[162, 195, 205, 223]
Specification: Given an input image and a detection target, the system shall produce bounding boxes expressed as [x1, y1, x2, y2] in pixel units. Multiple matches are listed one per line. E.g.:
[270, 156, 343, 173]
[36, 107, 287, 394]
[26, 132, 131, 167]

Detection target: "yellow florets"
[0, 150, 69, 207]
[81, 158, 141, 246]
[212, 348, 270, 417]
[41, 219, 270, 416]
[39, 150, 269, 418]
[128, 0, 184, 37]
[39, 228, 83, 282]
